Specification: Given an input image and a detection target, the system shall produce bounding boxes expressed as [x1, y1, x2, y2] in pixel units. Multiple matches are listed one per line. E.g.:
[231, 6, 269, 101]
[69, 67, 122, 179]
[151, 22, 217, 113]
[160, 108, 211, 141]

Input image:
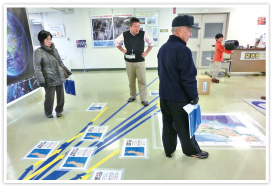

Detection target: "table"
[205, 57, 233, 78]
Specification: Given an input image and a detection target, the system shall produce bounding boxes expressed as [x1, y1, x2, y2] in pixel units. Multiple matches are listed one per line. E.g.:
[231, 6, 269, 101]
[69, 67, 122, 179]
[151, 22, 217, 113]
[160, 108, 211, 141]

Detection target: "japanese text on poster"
[81, 126, 108, 141]
[91, 169, 124, 180]
[23, 141, 60, 160]
[121, 138, 148, 158]
[59, 147, 96, 170]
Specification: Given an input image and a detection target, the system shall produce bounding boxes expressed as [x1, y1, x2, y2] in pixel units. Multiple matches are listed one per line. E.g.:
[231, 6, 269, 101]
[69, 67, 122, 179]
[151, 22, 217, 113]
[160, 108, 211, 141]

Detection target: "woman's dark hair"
[130, 17, 140, 26]
[38, 30, 52, 43]
[215, 33, 223, 40]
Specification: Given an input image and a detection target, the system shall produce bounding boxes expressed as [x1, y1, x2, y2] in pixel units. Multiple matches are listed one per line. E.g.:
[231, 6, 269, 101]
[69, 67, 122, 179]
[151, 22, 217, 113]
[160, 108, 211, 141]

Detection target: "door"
[177, 13, 228, 68]
[198, 14, 228, 68]
[186, 15, 202, 67]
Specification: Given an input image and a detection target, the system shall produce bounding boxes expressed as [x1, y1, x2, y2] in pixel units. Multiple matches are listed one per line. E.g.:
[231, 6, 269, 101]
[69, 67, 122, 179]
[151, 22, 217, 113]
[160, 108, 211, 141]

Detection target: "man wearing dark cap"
[157, 15, 209, 159]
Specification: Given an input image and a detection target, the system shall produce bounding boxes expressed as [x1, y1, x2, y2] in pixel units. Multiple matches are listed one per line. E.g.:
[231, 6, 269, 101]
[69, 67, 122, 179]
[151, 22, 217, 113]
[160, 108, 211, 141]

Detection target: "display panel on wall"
[136, 13, 159, 46]
[7, 8, 35, 85]
[91, 13, 158, 47]
[91, 15, 114, 47]
[113, 14, 133, 39]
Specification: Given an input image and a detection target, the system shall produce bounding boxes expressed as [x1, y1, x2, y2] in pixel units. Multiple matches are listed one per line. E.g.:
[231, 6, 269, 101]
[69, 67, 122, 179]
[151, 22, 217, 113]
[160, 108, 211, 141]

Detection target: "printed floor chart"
[153, 112, 266, 148]
[242, 98, 266, 115]
[16, 77, 160, 181]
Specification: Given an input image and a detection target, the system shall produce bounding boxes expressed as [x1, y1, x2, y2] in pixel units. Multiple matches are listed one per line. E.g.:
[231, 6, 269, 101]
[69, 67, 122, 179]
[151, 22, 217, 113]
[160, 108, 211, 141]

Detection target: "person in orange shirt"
[212, 33, 233, 83]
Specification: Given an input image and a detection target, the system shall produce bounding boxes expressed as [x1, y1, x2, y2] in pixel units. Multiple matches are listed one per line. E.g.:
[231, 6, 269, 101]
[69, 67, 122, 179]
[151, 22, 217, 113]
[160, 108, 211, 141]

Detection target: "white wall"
[28, 5, 268, 70]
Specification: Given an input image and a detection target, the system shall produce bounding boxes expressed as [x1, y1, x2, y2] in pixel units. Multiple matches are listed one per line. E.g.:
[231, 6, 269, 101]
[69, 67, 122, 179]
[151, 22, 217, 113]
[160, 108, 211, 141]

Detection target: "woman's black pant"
[44, 84, 64, 116]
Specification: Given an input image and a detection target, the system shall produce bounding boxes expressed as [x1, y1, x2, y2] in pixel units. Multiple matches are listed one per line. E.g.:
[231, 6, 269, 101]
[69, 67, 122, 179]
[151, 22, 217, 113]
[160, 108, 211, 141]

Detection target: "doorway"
[177, 13, 229, 68]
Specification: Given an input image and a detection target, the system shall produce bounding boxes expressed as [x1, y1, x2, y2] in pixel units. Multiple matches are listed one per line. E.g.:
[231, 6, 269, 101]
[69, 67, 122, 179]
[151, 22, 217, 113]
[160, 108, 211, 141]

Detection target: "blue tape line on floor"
[43, 170, 70, 180]
[100, 77, 158, 126]
[88, 96, 159, 148]
[35, 158, 64, 180]
[100, 102, 128, 126]
[92, 105, 157, 149]
[95, 110, 161, 154]
[42, 107, 160, 180]
[22, 77, 158, 180]
[19, 124, 90, 180]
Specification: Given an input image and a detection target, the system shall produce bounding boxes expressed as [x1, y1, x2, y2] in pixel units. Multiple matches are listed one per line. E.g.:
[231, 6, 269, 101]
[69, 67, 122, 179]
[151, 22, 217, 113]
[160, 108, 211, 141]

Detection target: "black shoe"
[166, 153, 173, 158]
[187, 150, 209, 159]
[57, 113, 62, 117]
[128, 97, 136, 102]
[142, 100, 149, 106]
[46, 114, 53, 118]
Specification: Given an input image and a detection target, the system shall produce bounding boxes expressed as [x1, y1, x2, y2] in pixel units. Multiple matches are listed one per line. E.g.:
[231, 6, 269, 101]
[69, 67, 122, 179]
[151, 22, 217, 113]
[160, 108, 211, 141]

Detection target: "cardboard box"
[196, 75, 211, 95]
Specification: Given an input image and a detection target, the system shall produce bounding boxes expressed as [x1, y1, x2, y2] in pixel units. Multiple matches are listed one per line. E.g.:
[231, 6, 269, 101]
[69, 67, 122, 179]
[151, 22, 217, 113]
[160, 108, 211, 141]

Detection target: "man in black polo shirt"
[115, 17, 154, 106]
[157, 15, 209, 159]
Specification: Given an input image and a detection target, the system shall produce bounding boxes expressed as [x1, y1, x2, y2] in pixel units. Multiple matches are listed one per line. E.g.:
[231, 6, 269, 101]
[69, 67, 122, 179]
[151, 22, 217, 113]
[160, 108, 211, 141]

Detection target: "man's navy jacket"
[157, 35, 198, 103]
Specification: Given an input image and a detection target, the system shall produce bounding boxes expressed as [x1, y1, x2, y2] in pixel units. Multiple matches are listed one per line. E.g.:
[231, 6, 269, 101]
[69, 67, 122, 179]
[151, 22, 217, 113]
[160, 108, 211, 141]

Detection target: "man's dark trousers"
[160, 98, 201, 156]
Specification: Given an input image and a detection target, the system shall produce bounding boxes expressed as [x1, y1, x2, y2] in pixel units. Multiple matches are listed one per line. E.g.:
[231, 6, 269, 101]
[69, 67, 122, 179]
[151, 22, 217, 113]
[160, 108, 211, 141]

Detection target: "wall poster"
[91, 13, 158, 47]
[91, 15, 114, 47]
[7, 8, 39, 104]
[136, 13, 159, 46]
[49, 25, 65, 37]
[113, 14, 133, 39]
[7, 8, 34, 85]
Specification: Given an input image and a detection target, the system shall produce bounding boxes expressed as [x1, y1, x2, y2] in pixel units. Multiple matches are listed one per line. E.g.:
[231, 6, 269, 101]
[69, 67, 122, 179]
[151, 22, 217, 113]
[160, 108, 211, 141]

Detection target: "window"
[204, 23, 223, 38]
[201, 51, 211, 66]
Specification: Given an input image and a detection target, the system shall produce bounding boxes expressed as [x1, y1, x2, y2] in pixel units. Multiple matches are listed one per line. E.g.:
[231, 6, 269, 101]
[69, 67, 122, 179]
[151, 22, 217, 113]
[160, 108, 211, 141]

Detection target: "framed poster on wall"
[113, 14, 133, 39]
[136, 13, 159, 46]
[91, 15, 114, 47]
[49, 25, 65, 37]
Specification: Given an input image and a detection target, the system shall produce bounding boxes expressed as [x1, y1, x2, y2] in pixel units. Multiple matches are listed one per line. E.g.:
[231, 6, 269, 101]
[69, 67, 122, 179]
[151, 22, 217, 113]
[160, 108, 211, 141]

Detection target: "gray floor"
[6, 69, 267, 181]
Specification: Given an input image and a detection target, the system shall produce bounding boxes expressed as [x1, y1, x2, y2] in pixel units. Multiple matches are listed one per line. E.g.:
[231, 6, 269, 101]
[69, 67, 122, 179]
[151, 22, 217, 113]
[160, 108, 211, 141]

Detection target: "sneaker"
[165, 151, 175, 158]
[57, 113, 62, 117]
[46, 114, 53, 118]
[187, 150, 209, 159]
[211, 78, 219, 83]
[166, 153, 173, 158]
[142, 100, 149, 106]
[128, 97, 136, 102]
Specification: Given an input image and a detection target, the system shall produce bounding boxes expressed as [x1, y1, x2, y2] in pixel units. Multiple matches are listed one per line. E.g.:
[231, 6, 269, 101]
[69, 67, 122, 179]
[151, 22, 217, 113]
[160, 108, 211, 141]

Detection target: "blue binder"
[183, 104, 201, 138]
